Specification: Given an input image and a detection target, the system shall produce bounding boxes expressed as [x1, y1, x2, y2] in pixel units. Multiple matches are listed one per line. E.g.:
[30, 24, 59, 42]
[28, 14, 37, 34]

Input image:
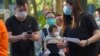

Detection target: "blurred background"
[0, 0, 100, 56]
[0, 0, 100, 28]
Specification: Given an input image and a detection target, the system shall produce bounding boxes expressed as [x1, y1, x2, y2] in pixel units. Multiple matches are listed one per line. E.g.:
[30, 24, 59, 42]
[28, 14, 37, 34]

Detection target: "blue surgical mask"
[47, 18, 56, 25]
[63, 5, 72, 15]
[95, 17, 100, 21]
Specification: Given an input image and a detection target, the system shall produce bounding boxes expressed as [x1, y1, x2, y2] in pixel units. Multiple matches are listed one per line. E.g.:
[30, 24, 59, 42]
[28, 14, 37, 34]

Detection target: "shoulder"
[27, 15, 36, 21]
[27, 15, 38, 23]
[6, 15, 15, 22]
[0, 20, 7, 32]
[80, 12, 92, 18]
[0, 19, 4, 27]
[80, 12, 94, 21]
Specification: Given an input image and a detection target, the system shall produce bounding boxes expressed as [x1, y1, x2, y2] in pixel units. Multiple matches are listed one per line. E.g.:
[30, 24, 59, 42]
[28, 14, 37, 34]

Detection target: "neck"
[15, 15, 26, 21]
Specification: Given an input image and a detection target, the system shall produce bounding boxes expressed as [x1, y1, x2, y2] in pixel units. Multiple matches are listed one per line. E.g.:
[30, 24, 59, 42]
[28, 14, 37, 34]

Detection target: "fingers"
[79, 40, 88, 47]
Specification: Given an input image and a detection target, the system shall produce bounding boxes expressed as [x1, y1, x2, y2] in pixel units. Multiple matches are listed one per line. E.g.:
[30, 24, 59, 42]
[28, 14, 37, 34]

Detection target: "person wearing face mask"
[42, 12, 57, 37]
[95, 8, 100, 56]
[5, 0, 40, 56]
[41, 12, 57, 54]
[57, 0, 100, 56]
[95, 8, 100, 28]
[43, 25, 65, 56]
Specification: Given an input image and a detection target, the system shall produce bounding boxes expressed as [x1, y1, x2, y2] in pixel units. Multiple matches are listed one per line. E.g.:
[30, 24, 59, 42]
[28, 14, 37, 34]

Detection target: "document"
[64, 37, 80, 44]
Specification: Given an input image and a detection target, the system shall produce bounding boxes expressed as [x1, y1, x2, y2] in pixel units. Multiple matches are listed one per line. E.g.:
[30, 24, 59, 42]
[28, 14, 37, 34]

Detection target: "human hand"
[20, 32, 32, 40]
[57, 41, 67, 49]
[29, 32, 40, 41]
[78, 40, 88, 47]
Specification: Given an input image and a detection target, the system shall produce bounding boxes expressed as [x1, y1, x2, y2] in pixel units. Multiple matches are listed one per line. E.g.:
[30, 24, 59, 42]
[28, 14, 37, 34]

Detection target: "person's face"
[46, 13, 56, 25]
[16, 3, 28, 13]
[52, 27, 58, 35]
[15, 3, 28, 20]
[63, 1, 72, 15]
[95, 11, 100, 18]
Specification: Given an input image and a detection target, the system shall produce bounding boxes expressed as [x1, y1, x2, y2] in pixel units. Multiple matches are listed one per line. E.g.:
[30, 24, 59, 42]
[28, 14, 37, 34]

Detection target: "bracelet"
[86, 39, 89, 46]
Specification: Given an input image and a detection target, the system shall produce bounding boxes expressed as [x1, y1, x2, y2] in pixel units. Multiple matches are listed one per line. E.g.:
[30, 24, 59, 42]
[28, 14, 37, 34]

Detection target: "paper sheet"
[64, 37, 80, 44]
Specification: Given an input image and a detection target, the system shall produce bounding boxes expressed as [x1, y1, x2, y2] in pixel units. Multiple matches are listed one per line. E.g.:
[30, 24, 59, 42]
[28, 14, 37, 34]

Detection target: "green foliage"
[37, 11, 46, 28]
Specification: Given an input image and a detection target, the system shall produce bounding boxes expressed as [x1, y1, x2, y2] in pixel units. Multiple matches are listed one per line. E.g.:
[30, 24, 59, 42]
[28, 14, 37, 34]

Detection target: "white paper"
[64, 37, 80, 44]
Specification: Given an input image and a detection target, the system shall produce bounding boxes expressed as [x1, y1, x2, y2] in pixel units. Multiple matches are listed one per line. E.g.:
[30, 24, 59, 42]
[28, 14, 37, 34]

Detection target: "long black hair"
[63, 0, 83, 32]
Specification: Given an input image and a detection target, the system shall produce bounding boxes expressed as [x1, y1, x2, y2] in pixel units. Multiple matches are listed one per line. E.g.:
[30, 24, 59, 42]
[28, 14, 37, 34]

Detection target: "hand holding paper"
[64, 37, 80, 44]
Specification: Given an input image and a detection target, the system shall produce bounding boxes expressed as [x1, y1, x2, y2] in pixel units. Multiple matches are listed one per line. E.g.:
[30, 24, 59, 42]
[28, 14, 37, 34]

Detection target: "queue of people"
[0, 0, 100, 56]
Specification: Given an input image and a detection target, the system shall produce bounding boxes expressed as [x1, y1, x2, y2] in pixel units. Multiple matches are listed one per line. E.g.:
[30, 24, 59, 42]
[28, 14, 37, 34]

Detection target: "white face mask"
[96, 17, 100, 21]
[15, 11, 27, 19]
[54, 32, 59, 37]
[58, 27, 62, 32]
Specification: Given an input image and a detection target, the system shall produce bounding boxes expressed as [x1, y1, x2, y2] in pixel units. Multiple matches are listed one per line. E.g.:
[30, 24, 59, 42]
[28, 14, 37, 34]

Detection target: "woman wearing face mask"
[57, 0, 100, 56]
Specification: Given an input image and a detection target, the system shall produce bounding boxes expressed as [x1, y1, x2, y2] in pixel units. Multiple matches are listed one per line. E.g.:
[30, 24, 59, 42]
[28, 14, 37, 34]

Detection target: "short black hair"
[16, 0, 28, 6]
[48, 25, 57, 33]
[96, 8, 100, 13]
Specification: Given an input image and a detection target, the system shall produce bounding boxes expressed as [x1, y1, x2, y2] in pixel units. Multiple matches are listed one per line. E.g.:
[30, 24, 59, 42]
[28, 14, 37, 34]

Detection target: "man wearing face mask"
[5, 0, 40, 56]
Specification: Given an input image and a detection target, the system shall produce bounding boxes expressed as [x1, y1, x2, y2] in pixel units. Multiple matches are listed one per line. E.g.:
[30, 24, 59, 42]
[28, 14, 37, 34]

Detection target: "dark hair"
[48, 25, 57, 33]
[45, 12, 55, 19]
[16, 0, 28, 6]
[96, 8, 100, 13]
[63, 0, 82, 32]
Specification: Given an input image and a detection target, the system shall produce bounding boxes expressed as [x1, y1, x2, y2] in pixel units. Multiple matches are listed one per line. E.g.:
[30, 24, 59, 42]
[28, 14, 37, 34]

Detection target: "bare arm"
[8, 32, 29, 43]
[87, 30, 100, 45]
[44, 40, 48, 51]
[79, 30, 100, 47]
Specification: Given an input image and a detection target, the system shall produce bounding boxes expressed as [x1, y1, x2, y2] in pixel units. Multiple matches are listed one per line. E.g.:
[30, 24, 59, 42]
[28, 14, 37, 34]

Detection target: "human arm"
[79, 30, 100, 47]
[8, 32, 30, 43]
[78, 13, 100, 47]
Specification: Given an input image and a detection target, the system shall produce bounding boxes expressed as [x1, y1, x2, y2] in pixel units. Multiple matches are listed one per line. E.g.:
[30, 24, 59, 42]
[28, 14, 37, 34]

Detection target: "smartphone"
[27, 31, 32, 34]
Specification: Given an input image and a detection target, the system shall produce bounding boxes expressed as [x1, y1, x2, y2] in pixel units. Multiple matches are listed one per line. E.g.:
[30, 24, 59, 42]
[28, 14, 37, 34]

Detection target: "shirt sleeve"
[32, 17, 39, 32]
[0, 20, 8, 56]
[5, 18, 13, 32]
[85, 13, 98, 32]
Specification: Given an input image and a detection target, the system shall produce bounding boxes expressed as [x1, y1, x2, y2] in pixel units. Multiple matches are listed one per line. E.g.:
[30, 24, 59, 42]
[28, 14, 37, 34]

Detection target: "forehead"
[95, 11, 100, 14]
[63, 1, 68, 6]
[63, 1, 67, 5]
[53, 27, 57, 31]
[46, 13, 55, 18]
